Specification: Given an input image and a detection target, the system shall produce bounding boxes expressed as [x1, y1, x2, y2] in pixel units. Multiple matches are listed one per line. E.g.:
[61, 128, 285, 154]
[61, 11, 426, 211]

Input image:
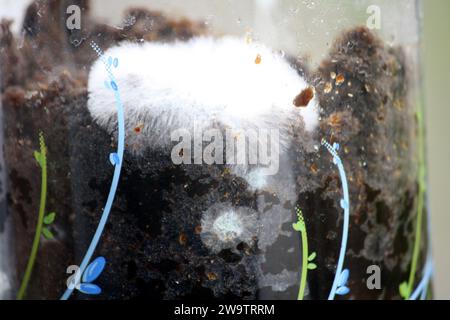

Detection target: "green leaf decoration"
[416, 110, 423, 122]
[292, 221, 305, 232]
[308, 252, 317, 262]
[42, 227, 54, 240]
[44, 212, 56, 225]
[17, 132, 48, 300]
[399, 281, 410, 299]
[33, 151, 43, 166]
[307, 263, 317, 270]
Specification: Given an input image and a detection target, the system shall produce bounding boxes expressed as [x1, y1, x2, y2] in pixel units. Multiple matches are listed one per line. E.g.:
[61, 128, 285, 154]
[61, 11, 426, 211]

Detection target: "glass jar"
[0, 0, 432, 300]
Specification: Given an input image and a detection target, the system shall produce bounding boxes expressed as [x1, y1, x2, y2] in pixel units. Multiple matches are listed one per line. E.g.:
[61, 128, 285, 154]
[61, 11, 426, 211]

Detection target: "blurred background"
[0, 0, 449, 299]
[423, 0, 450, 300]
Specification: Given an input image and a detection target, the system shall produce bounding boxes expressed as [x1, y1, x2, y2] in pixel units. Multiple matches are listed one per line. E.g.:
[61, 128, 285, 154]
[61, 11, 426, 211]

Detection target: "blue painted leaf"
[82, 256, 106, 283]
[340, 199, 348, 210]
[336, 286, 350, 296]
[110, 81, 118, 91]
[78, 283, 101, 295]
[107, 56, 113, 67]
[113, 58, 119, 68]
[109, 153, 120, 166]
[333, 143, 340, 151]
[337, 269, 349, 287]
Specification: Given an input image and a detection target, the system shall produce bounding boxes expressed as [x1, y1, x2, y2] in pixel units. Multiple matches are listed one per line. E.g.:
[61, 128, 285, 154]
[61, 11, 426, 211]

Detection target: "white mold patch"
[88, 36, 319, 152]
[258, 268, 298, 292]
[212, 211, 244, 242]
[244, 168, 269, 191]
[200, 203, 258, 253]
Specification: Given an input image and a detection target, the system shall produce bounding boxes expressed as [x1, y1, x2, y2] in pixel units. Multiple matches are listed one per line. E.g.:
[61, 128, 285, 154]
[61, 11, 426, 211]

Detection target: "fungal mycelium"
[87, 36, 319, 153]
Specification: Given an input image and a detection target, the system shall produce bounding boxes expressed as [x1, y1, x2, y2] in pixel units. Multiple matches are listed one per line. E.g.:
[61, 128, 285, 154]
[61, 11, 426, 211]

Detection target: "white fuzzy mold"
[200, 203, 258, 253]
[87, 36, 319, 150]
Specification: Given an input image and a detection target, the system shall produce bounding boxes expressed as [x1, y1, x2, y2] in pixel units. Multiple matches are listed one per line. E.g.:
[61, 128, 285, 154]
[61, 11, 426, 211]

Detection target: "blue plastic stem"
[322, 140, 350, 300]
[409, 257, 433, 300]
[60, 44, 125, 300]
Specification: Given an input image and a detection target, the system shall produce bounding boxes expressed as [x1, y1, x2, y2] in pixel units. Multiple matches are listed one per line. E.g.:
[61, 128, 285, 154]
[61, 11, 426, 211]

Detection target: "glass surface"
[0, 0, 432, 300]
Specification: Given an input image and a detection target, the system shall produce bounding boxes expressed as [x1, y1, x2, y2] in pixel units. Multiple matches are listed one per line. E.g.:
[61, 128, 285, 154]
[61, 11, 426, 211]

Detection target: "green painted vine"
[292, 206, 317, 300]
[17, 132, 56, 300]
[399, 106, 427, 300]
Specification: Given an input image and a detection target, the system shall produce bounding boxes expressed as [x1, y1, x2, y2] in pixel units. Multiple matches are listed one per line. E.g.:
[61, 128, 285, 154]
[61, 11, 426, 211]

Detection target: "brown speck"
[195, 226, 202, 234]
[394, 99, 404, 110]
[207, 272, 218, 281]
[328, 113, 343, 128]
[335, 74, 345, 86]
[324, 82, 333, 94]
[255, 54, 262, 64]
[134, 125, 143, 134]
[178, 233, 187, 246]
[310, 163, 318, 174]
[293, 87, 314, 107]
